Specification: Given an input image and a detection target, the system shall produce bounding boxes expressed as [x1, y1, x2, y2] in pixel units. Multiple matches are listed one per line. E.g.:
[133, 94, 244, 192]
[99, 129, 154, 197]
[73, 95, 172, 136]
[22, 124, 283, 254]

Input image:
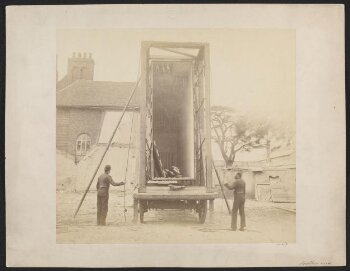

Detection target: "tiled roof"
[56, 80, 141, 108]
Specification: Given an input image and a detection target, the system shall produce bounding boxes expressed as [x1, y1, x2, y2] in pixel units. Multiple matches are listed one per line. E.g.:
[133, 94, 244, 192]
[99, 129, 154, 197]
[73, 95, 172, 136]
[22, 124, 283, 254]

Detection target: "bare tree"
[211, 106, 295, 167]
[211, 106, 261, 167]
[251, 118, 295, 164]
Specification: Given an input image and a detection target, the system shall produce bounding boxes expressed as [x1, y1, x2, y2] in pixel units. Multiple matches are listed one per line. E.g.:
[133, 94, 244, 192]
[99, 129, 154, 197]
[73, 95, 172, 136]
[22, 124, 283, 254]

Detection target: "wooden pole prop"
[212, 161, 231, 215]
[73, 78, 141, 218]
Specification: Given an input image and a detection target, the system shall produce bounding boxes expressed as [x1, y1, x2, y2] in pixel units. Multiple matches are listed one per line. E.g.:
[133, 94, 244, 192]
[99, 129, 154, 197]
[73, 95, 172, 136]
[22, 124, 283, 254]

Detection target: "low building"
[56, 53, 141, 163]
[213, 147, 296, 201]
[56, 53, 141, 191]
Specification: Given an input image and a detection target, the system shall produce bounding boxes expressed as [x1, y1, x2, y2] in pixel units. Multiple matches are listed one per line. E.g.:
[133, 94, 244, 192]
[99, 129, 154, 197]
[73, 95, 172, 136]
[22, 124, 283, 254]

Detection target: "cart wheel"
[139, 201, 145, 223]
[198, 200, 207, 224]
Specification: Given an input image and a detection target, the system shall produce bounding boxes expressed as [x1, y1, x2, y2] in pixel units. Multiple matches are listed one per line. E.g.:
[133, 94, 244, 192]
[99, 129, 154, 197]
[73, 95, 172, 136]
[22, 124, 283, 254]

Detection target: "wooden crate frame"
[138, 41, 213, 192]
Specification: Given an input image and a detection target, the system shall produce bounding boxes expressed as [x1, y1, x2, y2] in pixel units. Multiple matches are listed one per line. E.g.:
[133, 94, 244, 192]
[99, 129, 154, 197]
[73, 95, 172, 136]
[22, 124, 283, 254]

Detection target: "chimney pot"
[89, 53, 92, 58]
[83, 53, 87, 58]
[78, 52, 81, 58]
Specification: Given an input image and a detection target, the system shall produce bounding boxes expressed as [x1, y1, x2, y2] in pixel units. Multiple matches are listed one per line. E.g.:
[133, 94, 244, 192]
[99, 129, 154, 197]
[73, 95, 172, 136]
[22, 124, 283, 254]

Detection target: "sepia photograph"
[56, 29, 296, 244]
[6, 4, 345, 267]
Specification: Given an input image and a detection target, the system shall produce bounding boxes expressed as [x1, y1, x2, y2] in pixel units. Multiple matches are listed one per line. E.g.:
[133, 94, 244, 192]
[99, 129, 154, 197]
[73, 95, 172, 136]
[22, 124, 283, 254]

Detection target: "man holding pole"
[225, 171, 246, 231]
[96, 165, 125, 226]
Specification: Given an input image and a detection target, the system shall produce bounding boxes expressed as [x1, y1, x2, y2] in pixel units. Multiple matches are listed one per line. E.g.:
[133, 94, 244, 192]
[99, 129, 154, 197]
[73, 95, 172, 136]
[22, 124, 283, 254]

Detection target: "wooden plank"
[133, 186, 218, 199]
[133, 191, 218, 200]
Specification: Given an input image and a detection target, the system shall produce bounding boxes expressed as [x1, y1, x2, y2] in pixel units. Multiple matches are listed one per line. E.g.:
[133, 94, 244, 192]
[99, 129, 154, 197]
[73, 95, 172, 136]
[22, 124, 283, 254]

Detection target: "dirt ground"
[56, 190, 295, 244]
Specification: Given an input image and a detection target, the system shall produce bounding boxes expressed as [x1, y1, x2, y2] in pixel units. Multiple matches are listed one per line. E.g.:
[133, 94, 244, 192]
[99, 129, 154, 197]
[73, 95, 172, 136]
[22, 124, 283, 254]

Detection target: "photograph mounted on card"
[5, 4, 345, 268]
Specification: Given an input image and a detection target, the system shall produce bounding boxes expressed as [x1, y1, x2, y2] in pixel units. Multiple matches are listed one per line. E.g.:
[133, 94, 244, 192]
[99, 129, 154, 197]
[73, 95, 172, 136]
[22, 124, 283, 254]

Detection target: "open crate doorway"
[152, 60, 195, 180]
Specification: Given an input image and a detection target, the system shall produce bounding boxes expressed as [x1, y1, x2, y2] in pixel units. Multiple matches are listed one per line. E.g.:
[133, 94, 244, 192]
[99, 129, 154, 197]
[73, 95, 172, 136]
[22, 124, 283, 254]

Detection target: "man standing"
[96, 165, 125, 226]
[225, 171, 246, 231]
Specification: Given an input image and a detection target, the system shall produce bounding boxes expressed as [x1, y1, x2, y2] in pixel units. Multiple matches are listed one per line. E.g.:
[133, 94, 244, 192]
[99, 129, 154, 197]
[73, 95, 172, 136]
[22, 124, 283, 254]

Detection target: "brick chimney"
[56, 52, 95, 91]
[67, 52, 94, 83]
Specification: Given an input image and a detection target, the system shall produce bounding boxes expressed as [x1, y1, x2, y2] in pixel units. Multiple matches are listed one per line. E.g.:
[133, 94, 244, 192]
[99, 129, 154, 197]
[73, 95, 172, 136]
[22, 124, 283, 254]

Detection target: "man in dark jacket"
[225, 171, 246, 231]
[96, 165, 125, 226]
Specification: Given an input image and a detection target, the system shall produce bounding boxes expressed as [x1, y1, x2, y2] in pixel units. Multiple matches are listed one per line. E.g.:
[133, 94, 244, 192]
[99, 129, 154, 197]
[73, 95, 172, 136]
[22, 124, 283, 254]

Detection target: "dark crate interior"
[152, 61, 195, 179]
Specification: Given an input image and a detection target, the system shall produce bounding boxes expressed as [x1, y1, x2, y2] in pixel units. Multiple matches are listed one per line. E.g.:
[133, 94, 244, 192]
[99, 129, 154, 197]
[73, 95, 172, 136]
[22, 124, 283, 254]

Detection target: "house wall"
[57, 110, 141, 191]
[56, 108, 70, 151]
[56, 107, 104, 156]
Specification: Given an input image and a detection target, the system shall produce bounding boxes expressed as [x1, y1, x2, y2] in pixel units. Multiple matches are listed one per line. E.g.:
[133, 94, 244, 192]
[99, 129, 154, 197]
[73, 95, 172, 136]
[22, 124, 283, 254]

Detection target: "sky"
[57, 29, 295, 161]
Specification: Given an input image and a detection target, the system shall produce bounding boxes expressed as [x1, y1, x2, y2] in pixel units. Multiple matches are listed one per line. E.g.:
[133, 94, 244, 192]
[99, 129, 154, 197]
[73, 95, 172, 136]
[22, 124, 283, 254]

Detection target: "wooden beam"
[152, 46, 196, 59]
[148, 56, 194, 62]
[138, 42, 150, 192]
[204, 44, 213, 190]
[212, 161, 231, 215]
[195, 99, 205, 115]
[193, 66, 205, 85]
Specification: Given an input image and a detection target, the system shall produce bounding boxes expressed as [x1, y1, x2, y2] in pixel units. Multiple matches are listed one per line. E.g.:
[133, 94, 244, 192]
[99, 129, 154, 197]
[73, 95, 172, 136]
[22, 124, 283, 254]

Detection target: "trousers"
[231, 194, 246, 230]
[97, 188, 109, 225]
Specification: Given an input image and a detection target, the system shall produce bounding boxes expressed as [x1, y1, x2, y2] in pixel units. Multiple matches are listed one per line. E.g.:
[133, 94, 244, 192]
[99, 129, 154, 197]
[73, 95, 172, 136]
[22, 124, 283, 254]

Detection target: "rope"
[122, 111, 135, 222]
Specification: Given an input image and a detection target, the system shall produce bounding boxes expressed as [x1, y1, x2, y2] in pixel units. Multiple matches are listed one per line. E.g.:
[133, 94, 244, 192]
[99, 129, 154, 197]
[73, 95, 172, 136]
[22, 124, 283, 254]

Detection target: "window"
[75, 133, 91, 162]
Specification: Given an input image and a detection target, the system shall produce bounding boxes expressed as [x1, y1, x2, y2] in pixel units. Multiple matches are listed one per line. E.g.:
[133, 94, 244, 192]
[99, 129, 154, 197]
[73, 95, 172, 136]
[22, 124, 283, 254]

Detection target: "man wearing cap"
[225, 171, 246, 231]
[96, 165, 125, 226]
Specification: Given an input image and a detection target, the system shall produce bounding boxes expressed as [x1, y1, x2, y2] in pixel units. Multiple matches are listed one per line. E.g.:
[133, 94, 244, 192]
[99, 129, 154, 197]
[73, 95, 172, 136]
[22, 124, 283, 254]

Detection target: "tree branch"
[211, 120, 229, 161]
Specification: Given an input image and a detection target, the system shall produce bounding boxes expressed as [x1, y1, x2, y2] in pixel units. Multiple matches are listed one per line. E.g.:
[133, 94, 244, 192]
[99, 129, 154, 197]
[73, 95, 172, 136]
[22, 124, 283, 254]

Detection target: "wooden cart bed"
[133, 186, 218, 224]
[134, 186, 217, 200]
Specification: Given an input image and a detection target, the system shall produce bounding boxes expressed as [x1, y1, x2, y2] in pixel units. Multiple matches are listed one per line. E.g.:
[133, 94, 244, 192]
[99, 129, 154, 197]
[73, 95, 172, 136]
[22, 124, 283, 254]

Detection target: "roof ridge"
[56, 79, 82, 93]
[56, 79, 141, 107]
